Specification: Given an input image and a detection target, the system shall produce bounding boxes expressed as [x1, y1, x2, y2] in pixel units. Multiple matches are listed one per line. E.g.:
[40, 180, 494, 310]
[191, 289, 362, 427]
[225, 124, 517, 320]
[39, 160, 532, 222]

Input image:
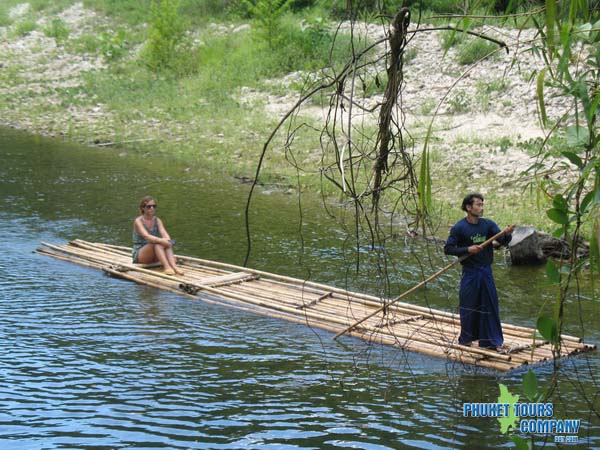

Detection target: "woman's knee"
[137, 244, 157, 263]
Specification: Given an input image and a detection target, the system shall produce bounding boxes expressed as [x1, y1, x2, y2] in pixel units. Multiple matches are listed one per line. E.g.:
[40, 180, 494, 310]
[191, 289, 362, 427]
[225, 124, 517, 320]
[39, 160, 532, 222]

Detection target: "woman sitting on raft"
[132, 196, 184, 276]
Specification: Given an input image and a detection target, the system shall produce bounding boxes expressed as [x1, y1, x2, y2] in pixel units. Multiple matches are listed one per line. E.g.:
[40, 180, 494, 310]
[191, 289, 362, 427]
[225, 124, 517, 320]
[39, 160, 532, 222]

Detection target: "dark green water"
[0, 126, 598, 449]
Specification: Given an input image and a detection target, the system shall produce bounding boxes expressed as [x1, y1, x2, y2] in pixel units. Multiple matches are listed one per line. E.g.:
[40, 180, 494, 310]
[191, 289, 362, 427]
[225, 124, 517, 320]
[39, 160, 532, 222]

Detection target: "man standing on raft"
[444, 193, 515, 350]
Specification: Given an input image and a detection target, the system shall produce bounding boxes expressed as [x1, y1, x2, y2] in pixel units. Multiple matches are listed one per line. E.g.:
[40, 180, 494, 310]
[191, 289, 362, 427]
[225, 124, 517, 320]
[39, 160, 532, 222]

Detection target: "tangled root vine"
[244, 7, 431, 276]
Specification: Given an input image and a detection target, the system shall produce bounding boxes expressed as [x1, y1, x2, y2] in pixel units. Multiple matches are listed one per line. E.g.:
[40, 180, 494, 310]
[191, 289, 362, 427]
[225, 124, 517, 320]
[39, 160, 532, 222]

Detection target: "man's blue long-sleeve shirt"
[444, 218, 511, 267]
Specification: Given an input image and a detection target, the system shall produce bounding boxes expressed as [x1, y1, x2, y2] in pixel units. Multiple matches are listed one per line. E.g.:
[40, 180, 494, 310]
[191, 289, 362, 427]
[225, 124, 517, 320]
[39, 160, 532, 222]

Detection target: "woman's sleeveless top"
[132, 217, 160, 262]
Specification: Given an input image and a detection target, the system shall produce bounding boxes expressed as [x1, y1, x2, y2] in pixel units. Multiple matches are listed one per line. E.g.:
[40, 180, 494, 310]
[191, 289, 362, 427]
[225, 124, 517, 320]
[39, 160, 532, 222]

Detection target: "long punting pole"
[333, 228, 509, 340]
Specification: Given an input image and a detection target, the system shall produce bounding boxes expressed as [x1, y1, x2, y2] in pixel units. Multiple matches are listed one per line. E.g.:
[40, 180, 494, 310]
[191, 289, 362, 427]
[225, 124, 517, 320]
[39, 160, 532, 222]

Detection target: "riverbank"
[0, 1, 590, 231]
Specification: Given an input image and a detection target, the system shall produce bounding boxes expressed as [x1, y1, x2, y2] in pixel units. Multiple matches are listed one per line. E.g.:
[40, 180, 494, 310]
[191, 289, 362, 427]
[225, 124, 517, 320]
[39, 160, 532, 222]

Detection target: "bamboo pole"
[103, 266, 362, 334]
[36, 248, 106, 270]
[334, 229, 510, 340]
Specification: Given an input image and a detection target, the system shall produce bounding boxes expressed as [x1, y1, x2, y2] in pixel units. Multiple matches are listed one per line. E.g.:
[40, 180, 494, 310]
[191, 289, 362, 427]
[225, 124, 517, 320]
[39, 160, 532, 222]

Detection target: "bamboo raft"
[37, 240, 596, 371]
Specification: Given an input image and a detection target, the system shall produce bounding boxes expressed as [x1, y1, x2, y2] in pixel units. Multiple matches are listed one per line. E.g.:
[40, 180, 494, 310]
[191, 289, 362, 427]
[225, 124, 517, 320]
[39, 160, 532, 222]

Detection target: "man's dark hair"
[461, 193, 484, 212]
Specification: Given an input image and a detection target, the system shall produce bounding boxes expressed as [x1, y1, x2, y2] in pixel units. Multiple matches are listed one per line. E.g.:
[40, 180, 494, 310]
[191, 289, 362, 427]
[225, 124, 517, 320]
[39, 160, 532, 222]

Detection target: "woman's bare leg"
[137, 244, 175, 273]
[154, 245, 176, 273]
[164, 247, 183, 274]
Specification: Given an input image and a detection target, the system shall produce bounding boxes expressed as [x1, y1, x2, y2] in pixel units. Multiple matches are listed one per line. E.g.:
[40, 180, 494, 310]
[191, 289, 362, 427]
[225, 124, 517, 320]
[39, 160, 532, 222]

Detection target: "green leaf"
[547, 208, 569, 224]
[418, 143, 432, 218]
[561, 151, 584, 169]
[536, 68, 548, 126]
[522, 370, 539, 402]
[552, 227, 565, 238]
[552, 194, 568, 212]
[511, 435, 531, 450]
[581, 189, 595, 213]
[537, 315, 558, 343]
[565, 125, 589, 147]
[497, 384, 520, 434]
[578, 22, 592, 41]
[592, 19, 600, 42]
[546, 260, 560, 284]
[577, 80, 592, 120]
[545, 0, 556, 58]
[588, 91, 600, 123]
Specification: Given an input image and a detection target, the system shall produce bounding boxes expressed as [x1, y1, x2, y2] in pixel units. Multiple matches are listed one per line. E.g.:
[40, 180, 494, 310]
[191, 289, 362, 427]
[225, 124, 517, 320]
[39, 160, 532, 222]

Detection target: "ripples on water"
[1, 224, 597, 450]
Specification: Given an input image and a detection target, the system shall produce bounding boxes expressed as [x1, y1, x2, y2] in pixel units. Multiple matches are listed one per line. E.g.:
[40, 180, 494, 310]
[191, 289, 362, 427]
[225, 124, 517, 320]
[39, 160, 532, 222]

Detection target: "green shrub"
[242, 0, 293, 49]
[43, 18, 70, 43]
[83, 0, 152, 24]
[251, 14, 361, 74]
[30, 0, 74, 14]
[419, 96, 437, 115]
[71, 29, 130, 60]
[71, 34, 103, 53]
[141, 0, 198, 75]
[486, 77, 508, 92]
[447, 89, 470, 113]
[181, 0, 239, 20]
[0, 7, 10, 27]
[13, 18, 37, 36]
[100, 30, 128, 60]
[457, 38, 498, 64]
[440, 30, 467, 50]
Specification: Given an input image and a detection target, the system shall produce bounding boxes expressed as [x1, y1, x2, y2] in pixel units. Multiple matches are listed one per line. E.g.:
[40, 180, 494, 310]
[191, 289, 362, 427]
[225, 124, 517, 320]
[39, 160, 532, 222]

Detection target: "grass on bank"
[1, 0, 589, 236]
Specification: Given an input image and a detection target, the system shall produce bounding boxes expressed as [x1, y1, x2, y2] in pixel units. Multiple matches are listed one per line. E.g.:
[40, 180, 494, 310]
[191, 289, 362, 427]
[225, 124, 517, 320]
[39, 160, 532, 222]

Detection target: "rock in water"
[508, 226, 546, 265]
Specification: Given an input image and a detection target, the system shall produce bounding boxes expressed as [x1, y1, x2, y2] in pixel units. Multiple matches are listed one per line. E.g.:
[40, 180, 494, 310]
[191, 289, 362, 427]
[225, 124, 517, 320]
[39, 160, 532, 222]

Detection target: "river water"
[0, 126, 598, 449]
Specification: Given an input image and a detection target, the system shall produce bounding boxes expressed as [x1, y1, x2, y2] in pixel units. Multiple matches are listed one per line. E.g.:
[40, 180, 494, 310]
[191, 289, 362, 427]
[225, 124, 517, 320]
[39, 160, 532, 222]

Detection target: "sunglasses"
[144, 204, 157, 209]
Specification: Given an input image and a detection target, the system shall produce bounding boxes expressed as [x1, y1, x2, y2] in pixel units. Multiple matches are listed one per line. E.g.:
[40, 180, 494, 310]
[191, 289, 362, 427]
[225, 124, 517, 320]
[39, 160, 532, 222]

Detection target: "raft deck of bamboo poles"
[37, 240, 596, 371]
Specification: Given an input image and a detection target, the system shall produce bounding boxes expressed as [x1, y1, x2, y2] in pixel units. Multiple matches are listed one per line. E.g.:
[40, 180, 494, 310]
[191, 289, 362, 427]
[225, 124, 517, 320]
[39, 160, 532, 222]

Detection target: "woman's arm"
[134, 218, 168, 245]
[156, 218, 171, 241]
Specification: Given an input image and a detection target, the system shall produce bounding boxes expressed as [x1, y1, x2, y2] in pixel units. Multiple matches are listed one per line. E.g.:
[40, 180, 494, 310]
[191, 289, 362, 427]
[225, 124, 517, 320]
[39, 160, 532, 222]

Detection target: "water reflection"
[0, 127, 598, 448]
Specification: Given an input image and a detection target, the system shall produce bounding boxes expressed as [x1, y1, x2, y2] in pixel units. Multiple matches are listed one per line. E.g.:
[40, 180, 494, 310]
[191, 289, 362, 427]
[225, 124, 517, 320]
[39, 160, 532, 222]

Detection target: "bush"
[248, 14, 361, 74]
[141, 0, 198, 75]
[13, 18, 37, 36]
[457, 38, 498, 65]
[447, 89, 470, 113]
[83, 0, 152, 24]
[43, 18, 70, 43]
[181, 0, 239, 22]
[440, 30, 467, 51]
[242, 0, 293, 49]
[0, 7, 10, 27]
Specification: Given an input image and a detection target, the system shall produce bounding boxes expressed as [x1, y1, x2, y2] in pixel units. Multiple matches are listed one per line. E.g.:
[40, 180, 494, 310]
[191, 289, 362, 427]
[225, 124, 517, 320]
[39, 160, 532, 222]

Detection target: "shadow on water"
[0, 126, 598, 449]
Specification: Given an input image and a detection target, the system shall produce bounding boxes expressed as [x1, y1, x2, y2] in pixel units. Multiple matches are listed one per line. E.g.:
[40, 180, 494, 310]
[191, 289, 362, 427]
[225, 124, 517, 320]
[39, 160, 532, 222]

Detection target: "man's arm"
[444, 225, 470, 257]
[495, 223, 515, 247]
